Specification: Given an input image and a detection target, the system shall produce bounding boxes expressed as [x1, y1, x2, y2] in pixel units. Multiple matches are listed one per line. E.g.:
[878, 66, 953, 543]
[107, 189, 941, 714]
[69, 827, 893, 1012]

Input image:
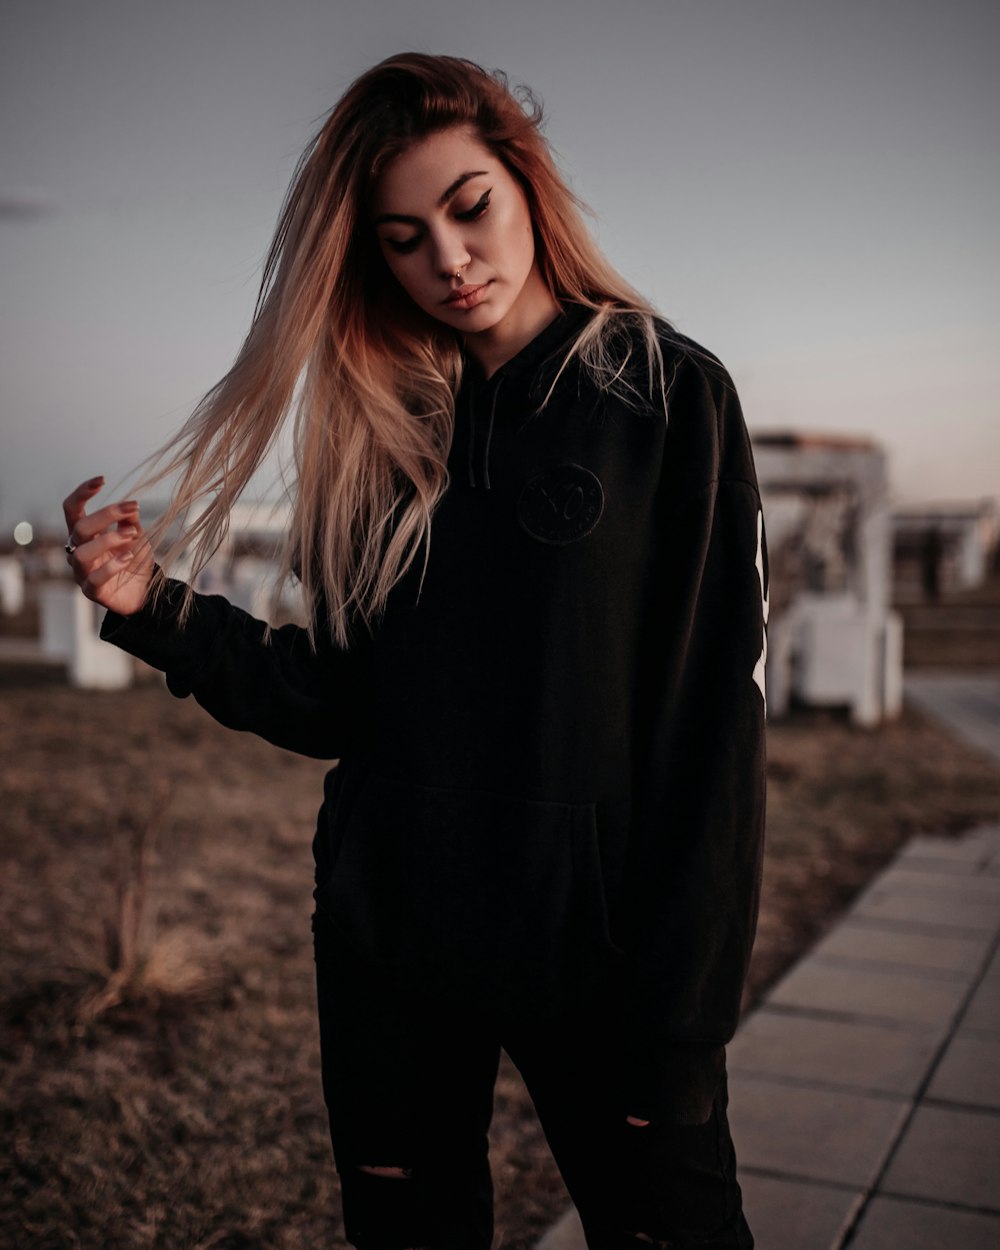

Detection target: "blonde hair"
[132, 52, 665, 648]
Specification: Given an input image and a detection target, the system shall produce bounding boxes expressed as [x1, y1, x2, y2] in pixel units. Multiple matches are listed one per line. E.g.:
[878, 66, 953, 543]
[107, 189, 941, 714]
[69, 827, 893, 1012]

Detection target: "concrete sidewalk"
[536, 823, 1000, 1250]
[904, 671, 1000, 767]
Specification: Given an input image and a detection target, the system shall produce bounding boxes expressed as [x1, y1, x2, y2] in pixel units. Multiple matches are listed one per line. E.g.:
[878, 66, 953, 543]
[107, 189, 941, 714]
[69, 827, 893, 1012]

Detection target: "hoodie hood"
[455, 302, 597, 490]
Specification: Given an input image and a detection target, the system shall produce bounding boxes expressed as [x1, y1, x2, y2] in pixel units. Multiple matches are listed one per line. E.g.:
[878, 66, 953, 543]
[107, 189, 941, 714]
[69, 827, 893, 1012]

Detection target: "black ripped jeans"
[312, 909, 754, 1250]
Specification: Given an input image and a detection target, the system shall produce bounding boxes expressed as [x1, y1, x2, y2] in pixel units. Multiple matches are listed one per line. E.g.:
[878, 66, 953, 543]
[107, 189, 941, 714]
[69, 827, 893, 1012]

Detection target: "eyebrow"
[372, 170, 489, 227]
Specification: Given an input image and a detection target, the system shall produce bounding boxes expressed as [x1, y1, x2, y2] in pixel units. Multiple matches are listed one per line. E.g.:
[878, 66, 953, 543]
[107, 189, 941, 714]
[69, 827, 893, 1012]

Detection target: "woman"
[64, 52, 766, 1250]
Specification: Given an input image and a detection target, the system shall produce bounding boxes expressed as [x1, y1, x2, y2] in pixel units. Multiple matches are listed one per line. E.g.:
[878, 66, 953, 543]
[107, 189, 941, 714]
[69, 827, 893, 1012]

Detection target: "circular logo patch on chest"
[517, 463, 605, 545]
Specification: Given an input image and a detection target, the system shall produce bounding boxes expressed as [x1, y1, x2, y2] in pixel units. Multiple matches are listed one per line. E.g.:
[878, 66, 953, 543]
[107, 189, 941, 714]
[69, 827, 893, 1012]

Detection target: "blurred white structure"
[39, 582, 132, 689]
[754, 432, 903, 728]
[182, 498, 304, 624]
[0, 556, 25, 614]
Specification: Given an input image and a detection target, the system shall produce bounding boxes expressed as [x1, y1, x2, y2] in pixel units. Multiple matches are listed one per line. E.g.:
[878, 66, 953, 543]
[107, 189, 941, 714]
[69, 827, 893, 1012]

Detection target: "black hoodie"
[100, 305, 768, 1126]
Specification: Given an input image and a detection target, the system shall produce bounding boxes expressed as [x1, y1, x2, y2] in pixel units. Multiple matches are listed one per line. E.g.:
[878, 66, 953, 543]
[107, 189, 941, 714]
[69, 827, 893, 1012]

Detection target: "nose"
[431, 226, 471, 280]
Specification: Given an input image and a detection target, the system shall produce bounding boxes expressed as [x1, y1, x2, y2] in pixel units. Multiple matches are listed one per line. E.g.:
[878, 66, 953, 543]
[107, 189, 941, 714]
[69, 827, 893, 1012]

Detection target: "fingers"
[62, 476, 144, 552]
[62, 477, 155, 614]
[67, 521, 138, 572]
[75, 525, 154, 596]
[79, 547, 141, 597]
[625, 1116, 651, 1127]
[67, 501, 152, 603]
[62, 475, 106, 532]
[67, 499, 141, 550]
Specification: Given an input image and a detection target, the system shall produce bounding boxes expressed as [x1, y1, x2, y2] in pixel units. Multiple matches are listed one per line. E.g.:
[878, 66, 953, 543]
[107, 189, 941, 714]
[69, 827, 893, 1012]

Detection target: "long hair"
[131, 53, 665, 648]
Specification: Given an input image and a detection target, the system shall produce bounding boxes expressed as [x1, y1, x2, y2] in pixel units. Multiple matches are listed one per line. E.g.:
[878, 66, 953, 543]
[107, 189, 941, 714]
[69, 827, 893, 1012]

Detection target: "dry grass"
[1, 671, 998, 1250]
[747, 704, 1000, 1002]
[73, 778, 226, 1028]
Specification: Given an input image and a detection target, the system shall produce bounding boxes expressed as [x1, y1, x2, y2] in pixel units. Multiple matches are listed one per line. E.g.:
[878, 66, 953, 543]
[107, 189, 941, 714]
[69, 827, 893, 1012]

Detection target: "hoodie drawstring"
[466, 382, 477, 489]
[464, 372, 505, 491]
[480, 376, 504, 491]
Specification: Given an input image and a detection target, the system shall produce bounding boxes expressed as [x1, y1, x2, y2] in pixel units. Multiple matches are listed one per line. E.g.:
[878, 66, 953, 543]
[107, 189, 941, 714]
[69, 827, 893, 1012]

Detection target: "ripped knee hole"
[356, 1163, 413, 1179]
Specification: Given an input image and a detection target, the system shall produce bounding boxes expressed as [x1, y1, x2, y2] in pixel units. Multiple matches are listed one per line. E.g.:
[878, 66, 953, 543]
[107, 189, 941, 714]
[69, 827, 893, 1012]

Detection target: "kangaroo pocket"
[314, 771, 618, 1013]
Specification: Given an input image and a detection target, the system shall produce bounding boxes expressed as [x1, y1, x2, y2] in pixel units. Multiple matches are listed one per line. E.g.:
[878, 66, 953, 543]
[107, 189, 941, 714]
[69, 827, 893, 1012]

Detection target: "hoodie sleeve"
[99, 574, 367, 760]
[619, 351, 769, 1125]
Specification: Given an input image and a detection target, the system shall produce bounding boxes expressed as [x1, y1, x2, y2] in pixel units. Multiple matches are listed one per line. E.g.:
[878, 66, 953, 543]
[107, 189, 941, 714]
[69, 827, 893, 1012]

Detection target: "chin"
[439, 303, 507, 334]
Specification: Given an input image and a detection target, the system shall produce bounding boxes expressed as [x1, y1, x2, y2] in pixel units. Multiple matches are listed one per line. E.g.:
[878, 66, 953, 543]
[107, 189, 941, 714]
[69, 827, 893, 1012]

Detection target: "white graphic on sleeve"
[752, 508, 769, 714]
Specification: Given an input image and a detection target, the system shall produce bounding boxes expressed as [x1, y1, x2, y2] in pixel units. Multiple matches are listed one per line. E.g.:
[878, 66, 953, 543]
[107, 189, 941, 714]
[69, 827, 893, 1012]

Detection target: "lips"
[443, 282, 489, 310]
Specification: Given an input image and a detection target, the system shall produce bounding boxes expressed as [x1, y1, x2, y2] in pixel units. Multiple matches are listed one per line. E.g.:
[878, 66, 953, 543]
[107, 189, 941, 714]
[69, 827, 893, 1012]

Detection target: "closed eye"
[379, 188, 491, 254]
[384, 235, 421, 255]
[455, 189, 491, 221]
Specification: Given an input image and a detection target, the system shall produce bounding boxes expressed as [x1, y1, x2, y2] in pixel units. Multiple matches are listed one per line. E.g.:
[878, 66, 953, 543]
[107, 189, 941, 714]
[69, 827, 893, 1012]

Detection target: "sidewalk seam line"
[833, 918, 1000, 1250]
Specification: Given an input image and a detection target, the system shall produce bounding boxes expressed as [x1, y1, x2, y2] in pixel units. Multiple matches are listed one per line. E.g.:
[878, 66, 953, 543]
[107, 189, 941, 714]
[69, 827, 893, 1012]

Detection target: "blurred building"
[890, 500, 1000, 669]
[891, 499, 998, 604]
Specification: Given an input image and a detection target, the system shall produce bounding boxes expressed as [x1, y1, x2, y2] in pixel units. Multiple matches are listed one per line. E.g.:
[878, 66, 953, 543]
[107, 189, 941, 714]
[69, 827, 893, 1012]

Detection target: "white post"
[70, 596, 134, 689]
[0, 557, 25, 615]
[40, 582, 77, 659]
[39, 581, 133, 688]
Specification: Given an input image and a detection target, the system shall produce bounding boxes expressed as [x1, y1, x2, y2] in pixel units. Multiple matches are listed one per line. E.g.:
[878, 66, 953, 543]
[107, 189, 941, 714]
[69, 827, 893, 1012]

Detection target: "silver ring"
[65, 539, 77, 555]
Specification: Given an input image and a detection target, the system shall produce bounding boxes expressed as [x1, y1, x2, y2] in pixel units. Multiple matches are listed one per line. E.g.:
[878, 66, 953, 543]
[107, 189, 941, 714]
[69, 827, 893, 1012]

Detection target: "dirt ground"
[2, 670, 998, 1250]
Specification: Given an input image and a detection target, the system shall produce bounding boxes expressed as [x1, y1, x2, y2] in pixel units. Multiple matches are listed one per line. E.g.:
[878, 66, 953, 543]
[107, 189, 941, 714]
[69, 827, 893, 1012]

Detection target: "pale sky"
[2, 0, 998, 535]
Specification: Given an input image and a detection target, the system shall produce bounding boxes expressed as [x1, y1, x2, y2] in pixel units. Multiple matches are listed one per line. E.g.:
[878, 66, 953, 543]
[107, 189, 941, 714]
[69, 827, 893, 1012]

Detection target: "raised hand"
[63, 476, 155, 617]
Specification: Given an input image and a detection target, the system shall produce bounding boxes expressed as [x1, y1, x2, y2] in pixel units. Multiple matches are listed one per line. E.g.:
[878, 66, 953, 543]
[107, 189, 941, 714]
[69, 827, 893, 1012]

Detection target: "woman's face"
[371, 126, 555, 349]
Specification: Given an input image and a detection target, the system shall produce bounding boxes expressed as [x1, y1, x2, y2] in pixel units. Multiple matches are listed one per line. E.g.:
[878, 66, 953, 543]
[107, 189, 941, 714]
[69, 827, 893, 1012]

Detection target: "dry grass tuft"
[73, 781, 225, 1030]
[101, 787, 162, 976]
